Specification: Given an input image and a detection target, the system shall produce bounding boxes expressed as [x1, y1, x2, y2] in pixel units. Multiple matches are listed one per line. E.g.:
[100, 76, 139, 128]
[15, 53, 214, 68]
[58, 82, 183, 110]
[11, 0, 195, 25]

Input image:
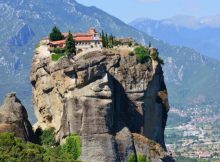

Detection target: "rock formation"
[0, 93, 35, 142]
[30, 42, 173, 161]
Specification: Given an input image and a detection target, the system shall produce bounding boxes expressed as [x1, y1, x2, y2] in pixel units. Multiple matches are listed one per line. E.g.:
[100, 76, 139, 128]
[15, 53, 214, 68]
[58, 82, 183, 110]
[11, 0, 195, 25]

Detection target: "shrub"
[52, 48, 65, 54]
[0, 132, 15, 148]
[0, 133, 45, 162]
[128, 41, 132, 47]
[137, 154, 149, 162]
[134, 46, 150, 64]
[128, 153, 137, 162]
[39, 127, 56, 146]
[127, 153, 149, 162]
[62, 134, 81, 160]
[51, 53, 65, 61]
[0, 132, 82, 162]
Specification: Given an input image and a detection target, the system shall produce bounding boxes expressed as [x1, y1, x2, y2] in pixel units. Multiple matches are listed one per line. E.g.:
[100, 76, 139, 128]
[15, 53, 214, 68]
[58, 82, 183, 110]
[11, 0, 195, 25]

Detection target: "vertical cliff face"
[30, 42, 172, 161]
[0, 93, 35, 142]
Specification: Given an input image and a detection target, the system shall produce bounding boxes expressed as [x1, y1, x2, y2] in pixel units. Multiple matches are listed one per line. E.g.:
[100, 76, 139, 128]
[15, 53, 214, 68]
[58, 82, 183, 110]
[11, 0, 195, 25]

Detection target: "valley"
[166, 104, 220, 160]
[0, 0, 220, 161]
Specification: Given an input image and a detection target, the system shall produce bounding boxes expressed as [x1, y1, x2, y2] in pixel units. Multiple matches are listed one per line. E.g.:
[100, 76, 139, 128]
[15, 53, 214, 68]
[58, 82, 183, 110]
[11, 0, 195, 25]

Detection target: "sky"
[78, 0, 220, 23]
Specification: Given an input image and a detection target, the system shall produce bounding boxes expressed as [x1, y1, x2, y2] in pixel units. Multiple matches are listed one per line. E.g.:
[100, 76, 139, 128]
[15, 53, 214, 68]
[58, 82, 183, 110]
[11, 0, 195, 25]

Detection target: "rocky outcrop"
[30, 43, 172, 161]
[0, 93, 35, 142]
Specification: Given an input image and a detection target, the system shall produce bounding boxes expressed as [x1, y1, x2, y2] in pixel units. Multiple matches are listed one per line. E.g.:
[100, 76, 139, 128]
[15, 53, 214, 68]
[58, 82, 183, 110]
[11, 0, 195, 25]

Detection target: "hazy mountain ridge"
[132, 15, 220, 28]
[129, 16, 220, 59]
[1, 0, 220, 121]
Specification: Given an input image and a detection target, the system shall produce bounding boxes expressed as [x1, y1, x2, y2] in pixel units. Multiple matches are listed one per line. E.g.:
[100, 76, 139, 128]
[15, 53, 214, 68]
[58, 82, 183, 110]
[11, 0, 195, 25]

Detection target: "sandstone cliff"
[0, 93, 35, 142]
[30, 42, 172, 162]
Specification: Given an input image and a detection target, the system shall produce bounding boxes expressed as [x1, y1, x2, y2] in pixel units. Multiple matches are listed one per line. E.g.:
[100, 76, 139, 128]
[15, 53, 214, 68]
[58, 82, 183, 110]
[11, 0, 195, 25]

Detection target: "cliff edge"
[30, 41, 172, 162]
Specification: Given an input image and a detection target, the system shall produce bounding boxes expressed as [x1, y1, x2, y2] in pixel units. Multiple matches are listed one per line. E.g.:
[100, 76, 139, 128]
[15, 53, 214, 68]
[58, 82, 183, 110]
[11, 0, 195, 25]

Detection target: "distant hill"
[129, 15, 220, 59]
[1, 0, 220, 121]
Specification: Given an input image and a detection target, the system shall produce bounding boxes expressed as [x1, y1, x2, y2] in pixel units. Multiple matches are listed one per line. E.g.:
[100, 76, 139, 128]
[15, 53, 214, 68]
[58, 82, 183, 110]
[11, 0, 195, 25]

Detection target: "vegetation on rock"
[127, 153, 149, 162]
[150, 49, 164, 65]
[134, 46, 164, 65]
[51, 53, 66, 61]
[51, 47, 66, 61]
[50, 29, 76, 61]
[38, 127, 56, 146]
[101, 30, 115, 48]
[61, 134, 81, 160]
[134, 46, 150, 64]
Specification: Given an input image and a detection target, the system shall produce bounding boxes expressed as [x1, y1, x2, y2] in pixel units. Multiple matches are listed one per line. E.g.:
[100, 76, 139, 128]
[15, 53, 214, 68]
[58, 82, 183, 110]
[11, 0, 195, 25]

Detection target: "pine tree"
[101, 30, 106, 48]
[49, 26, 64, 41]
[109, 34, 114, 48]
[65, 31, 76, 56]
[105, 33, 108, 48]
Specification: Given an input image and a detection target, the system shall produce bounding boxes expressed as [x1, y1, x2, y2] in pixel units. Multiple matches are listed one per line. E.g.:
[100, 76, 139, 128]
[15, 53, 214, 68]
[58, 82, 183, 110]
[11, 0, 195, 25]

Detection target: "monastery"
[48, 27, 101, 52]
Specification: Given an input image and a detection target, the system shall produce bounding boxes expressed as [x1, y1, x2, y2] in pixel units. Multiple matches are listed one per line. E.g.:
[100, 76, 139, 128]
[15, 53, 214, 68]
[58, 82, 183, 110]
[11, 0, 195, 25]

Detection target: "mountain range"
[1, 0, 220, 122]
[129, 15, 220, 59]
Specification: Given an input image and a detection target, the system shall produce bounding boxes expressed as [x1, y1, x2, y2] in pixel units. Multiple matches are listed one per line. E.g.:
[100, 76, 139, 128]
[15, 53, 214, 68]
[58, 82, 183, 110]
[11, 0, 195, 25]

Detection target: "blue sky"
[78, 0, 220, 23]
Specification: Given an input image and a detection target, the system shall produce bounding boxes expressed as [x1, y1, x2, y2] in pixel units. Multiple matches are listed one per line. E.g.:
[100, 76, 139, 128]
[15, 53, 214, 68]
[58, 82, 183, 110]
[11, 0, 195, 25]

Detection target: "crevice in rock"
[107, 72, 143, 134]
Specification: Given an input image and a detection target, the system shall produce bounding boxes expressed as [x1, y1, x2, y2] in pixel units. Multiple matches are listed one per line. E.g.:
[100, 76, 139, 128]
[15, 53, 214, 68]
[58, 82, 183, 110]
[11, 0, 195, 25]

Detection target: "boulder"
[0, 93, 35, 142]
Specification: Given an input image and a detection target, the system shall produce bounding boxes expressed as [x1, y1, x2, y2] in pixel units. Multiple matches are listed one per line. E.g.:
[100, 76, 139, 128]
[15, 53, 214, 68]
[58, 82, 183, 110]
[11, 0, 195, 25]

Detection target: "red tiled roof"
[74, 36, 94, 41]
[62, 32, 93, 37]
[49, 40, 65, 45]
[62, 33, 69, 37]
[74, 33, 92, 37]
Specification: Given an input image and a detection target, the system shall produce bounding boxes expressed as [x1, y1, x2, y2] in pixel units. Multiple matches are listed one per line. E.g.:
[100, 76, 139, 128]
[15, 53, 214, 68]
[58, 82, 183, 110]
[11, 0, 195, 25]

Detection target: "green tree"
[49, 26, 64, 41]
[39, 128, 56, 146]
[105, 33, 109, 48]
[62, 134, 81, 160]
[101, 30, 106, 48]
[65, 31, 76, 56]
[109, 34, 114, 48]
[0, 132, 80, 162]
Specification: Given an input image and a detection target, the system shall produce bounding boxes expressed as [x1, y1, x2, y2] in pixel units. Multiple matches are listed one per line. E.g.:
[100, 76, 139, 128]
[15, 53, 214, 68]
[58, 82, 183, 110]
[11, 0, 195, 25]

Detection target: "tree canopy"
[49, 26, 64, 41]
[0, 132, 82, 162]
[65, 31, 76, 56]
[61, 134, 81, 160]
[101, 31, 115, 48]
